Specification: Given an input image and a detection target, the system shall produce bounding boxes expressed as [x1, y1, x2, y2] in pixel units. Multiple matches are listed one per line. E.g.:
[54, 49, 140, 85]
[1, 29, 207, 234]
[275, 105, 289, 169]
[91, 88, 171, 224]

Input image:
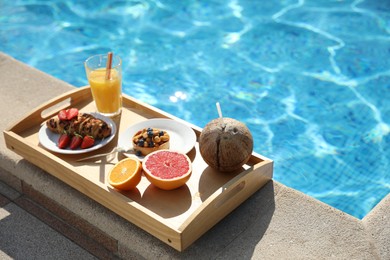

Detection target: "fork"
[76, 146, 135, 162]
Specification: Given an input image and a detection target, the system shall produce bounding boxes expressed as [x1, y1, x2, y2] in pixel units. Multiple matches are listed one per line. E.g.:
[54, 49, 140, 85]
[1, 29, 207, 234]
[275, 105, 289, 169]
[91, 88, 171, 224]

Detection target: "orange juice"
[88, 68, 122, 115]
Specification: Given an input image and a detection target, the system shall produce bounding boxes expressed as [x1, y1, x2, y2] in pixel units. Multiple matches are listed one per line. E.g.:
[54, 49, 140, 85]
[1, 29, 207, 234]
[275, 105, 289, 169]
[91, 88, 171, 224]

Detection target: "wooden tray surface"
[4, 86, 273, 251]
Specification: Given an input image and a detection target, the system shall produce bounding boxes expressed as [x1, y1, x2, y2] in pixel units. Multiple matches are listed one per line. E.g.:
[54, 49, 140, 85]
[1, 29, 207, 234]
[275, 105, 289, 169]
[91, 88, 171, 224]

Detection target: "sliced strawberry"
[58, 110, 68, 121]
[58, 133, 70, 149]
[66, 108, 79, 120]
[70, 134, 83, 150]
[81, 135, 95, 149]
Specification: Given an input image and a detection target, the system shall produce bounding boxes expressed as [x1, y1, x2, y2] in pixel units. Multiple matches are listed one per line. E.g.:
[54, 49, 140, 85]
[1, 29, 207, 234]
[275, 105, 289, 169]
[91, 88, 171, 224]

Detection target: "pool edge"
[0, 51, 388, 259]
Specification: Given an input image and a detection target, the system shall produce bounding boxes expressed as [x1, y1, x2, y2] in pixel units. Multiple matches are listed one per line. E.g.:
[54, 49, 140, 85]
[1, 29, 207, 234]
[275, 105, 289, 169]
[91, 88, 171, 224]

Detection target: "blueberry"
[135, 150, 142, 156]
[148, 141, 154, 147]
[159, 131, 164, 136]
[137, 139, 145, 147]
[148, 131, 153, 137]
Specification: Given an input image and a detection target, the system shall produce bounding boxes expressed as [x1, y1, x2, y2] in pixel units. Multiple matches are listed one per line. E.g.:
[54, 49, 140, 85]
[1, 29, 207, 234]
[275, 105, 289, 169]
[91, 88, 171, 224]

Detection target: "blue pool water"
[1, 1, 389, 219]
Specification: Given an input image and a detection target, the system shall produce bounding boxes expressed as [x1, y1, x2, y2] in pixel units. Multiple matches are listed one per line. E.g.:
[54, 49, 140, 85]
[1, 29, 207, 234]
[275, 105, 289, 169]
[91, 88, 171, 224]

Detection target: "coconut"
[199, 117, 253, 172]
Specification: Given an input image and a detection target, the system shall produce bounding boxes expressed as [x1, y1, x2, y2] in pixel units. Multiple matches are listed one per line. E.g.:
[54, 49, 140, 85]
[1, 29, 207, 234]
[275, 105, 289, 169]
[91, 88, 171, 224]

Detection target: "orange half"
[108, 157, 142, 190]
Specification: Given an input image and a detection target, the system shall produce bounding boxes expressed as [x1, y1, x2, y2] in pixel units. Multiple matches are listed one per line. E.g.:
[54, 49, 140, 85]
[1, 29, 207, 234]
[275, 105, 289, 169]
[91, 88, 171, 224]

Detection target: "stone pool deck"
[0, 52, 389, 259]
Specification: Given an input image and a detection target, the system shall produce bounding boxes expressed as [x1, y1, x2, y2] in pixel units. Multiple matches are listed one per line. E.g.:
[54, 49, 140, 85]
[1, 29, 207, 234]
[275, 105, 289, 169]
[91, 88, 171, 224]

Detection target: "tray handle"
[179, 161, 273, 250]
[7, 86, 91, 133]
[209, 161, 271, 211]
[213, 180, 246, 209]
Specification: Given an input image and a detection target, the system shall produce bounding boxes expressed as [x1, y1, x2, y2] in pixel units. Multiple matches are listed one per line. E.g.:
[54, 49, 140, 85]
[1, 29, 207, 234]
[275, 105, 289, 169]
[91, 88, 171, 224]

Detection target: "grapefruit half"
[142, 150, 192, 190]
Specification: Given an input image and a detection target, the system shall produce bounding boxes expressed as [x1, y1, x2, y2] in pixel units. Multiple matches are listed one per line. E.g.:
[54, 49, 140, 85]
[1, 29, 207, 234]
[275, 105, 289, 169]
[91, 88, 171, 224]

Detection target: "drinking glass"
[84, 54, 122, 116]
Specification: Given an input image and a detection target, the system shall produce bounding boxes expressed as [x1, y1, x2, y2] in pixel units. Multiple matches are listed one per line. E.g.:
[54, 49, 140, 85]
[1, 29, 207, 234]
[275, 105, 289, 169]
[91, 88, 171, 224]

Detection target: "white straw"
[216, 102, 223, 118]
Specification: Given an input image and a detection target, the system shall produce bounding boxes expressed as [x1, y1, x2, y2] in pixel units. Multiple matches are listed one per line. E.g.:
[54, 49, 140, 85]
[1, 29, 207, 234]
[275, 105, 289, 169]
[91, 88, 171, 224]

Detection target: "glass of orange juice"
[84, 53, 122, 116]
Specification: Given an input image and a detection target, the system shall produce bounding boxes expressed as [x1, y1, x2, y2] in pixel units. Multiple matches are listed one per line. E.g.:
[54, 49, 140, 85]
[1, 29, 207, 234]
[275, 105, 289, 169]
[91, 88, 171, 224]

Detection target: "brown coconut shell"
[199, 117, 253, 172]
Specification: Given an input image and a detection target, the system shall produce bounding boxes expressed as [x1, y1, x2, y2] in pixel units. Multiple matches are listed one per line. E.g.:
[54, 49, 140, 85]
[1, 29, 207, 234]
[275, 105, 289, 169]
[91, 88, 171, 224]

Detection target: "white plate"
[118, 118, 196, 159]
[39, 113, 116, 154]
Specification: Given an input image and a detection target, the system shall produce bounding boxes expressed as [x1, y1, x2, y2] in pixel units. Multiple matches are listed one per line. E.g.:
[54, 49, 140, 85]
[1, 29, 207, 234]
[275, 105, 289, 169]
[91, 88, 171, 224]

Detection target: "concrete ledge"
[1, 52, 389, 259]
[363, 193, 390, 259]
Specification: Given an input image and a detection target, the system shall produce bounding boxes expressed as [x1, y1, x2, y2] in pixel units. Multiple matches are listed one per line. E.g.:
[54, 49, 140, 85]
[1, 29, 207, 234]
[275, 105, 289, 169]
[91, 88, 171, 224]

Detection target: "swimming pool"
[1, 1, 389, 219]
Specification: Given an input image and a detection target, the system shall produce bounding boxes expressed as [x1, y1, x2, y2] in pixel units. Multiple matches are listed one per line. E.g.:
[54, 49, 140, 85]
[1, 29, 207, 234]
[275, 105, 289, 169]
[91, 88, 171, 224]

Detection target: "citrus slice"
[108, 158, 142, 190]
[142, 150, 192, 190]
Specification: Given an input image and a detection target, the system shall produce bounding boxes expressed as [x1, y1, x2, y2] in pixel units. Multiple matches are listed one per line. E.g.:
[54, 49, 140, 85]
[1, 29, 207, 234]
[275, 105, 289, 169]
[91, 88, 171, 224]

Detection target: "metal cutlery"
[76, 146, 134, 162]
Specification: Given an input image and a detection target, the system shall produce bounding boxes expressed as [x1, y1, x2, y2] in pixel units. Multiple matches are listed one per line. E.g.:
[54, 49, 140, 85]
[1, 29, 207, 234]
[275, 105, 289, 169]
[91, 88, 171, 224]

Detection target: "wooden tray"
[4, 86, 273, 251]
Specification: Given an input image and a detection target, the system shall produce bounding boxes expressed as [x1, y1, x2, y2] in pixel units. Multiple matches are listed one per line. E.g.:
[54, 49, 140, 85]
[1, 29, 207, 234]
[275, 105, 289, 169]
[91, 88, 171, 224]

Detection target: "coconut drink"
[199, 116, 253, 173]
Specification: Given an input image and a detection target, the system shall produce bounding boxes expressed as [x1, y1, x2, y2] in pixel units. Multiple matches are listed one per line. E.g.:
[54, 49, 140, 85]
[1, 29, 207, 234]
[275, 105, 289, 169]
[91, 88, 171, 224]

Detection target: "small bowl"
[132, 127, 170, 156]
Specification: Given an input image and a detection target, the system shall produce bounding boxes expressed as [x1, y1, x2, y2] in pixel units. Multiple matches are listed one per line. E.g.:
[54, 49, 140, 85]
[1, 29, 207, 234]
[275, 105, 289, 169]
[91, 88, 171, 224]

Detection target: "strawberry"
[70, 134, 83, 150]
[66, 108, 79, 120]
[81, 135, 95, 149]
[58, 110, 68, 121]
[58, 108, 79, 121]
[58, 133, 70, 149]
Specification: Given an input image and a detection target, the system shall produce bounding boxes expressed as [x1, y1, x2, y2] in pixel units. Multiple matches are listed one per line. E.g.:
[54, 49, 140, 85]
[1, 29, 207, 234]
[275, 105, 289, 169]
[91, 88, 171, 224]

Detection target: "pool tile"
[14, 195, 116, 259]
[0, 202, 97, 259]
[0, 181, 20, 199]
[0, 194, 10, 207]
[21, 181, 119, 255]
